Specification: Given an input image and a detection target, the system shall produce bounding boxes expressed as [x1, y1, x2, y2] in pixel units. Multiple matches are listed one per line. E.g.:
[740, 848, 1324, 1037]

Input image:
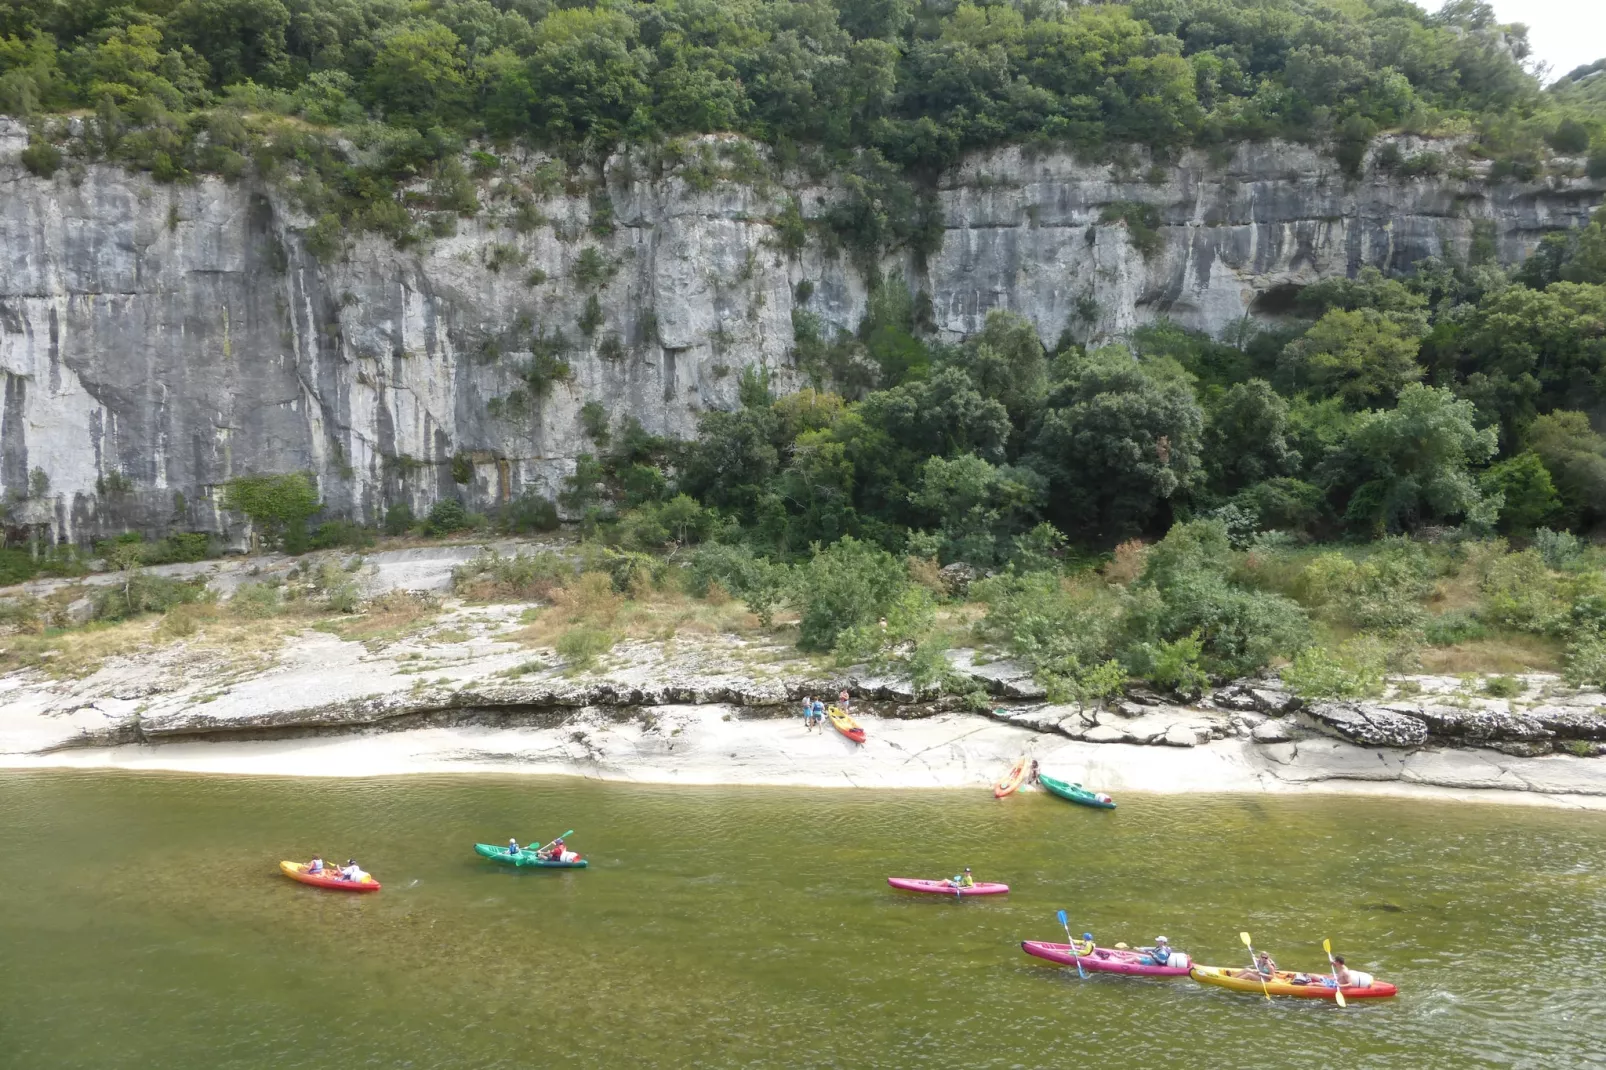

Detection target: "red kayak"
[280, 860, 381, 892]
[1021, 940, 1191, 976]
[887, 877, 1009, 896]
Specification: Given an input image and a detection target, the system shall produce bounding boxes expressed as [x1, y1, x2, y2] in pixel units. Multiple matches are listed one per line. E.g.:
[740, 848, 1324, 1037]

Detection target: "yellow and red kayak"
[993, 757, 1028, 798]
[280, 861, 381, 892]
[827, 706, 865, 743]
[1189, 964, 1396, 1000]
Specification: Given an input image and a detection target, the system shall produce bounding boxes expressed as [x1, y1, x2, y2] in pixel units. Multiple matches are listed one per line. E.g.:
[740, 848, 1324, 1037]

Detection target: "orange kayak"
[280, 860, 381, 892]
[993, 757, 1028, 798]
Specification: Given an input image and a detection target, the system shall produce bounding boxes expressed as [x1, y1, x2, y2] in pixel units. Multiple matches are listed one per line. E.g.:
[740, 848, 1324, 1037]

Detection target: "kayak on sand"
[1189, 964, 1397, 999]
[993, 756, 1028, 798]
[1020, 940, 1190, 976]
[827, 705, 866, 744]
[474, 843, 588, 869]
[887, 877, 1009, 896]
[279, 860, 380, 891]
[1037, 774, 1115, 810]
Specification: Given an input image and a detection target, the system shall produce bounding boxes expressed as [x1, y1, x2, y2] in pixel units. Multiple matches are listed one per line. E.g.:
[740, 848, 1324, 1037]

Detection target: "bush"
[0, 549, 41, 587]
[383, 503, 416, 536]
[793, 537, 908, 652]
[1282, 639, 1387, 700]
[144, 532, 213, 564]
[972, 570, 1122, 700]
[1533, 528, 1583, 571]
[1480, 550, 1564, 634]
[229, 582, 284, 619]
[452, 550, 572, 601]
[425, 499, 470, 535]
[555, 625, 615, 668]
[1424, 611, 1488, 645]
[309, 521, 376, 551]
[1563, 635, 1606, 690]
[501, 493, 561, 534]
[221, 473, 321, 549]
[93, 574, 210, 622]
[1483, 675, 1523, 697]
[20, 138, 62, 179]
[1131, 630, 1209, 699]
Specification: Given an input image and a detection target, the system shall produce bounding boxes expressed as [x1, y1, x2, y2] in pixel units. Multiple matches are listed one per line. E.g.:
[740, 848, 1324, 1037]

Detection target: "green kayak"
[1037, 774, 1116, 810]
[474, 843, 589, 868]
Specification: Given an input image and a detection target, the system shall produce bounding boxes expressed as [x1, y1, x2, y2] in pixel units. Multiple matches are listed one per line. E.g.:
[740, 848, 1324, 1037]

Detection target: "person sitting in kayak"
[1236, 951, 1277, 980]
[307, 856, 325, 875]
[507, 838, 522, 855]
[1071, 932, 1096, 956]
[340, 859, 364, 882]
[944, 867, 976, 889]
[537, 837, 565, 860]
[1143, 936, 1174, 966]
[1330, 956, 1355, 987]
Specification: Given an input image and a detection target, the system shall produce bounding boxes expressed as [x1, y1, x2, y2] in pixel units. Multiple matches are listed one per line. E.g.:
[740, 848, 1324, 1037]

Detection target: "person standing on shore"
[802, 695, 816, 730]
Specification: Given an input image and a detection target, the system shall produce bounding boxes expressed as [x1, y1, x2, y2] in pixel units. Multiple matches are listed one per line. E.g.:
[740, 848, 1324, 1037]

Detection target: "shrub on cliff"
[220, 473, 321, 551]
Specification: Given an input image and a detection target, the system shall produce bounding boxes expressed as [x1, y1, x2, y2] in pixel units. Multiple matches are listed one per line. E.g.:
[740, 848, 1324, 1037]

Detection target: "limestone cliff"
[0, 119, 1600, 545]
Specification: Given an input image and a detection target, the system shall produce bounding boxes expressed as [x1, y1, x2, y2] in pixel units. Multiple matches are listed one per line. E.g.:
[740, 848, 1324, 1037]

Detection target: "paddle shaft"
[1323, 938, 1348, 1009]
[1240, 932, 1272, 1002]
[1057, 911, 1087, 980]
[535, 829, 575, 855]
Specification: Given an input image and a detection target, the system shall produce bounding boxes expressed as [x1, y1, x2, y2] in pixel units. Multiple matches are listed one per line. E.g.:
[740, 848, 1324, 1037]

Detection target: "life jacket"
[1149, 947, 1171, 965]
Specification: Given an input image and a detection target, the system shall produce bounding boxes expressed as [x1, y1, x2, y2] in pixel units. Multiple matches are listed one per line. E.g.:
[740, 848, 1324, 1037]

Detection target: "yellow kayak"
[827, 705, 865, 743]
[993, 757, 1028, 798]
[1189, 964, 1396, 1000]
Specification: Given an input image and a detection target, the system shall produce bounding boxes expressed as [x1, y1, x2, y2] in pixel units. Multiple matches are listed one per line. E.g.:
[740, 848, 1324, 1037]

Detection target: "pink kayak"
[887, 877, 1010, 896]
[1021, 940, 1191, 976]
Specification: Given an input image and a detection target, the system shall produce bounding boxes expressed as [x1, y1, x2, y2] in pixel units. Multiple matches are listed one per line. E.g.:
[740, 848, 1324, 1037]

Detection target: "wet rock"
[1305, 702, 1429, 748]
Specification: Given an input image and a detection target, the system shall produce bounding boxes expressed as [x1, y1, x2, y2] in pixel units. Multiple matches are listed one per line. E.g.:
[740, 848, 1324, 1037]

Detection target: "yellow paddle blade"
[1335, 989, 1347, 1008]
[1239, 931, 1253, 947]
[1323, 938, 1332, 954]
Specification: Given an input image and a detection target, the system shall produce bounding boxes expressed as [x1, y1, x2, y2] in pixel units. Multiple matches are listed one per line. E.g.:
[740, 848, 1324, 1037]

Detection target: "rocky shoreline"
[2, 544, 1603, 806]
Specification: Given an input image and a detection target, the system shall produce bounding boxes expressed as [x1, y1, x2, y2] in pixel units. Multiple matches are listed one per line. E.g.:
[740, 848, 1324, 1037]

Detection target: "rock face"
[1304, 701, 1432, 748]
[1, 118, 1601, 544]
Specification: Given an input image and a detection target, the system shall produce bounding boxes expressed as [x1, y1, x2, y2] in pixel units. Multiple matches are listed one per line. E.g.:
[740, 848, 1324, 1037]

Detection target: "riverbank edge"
[6, 708, 1604, 811]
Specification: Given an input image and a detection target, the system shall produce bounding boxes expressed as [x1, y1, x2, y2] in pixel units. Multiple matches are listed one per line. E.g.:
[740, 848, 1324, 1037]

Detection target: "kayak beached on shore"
[1037, 774, 1116, 810]
[1020, 940, 1191, 976]
[279, 861, 380, 891]
[474, 843, 588, 869]
[887, 877, 1009, 896]
[993, 756, 1028, 798]
[1189, 964, 1397, 1000]
[827, 706, 866, 744]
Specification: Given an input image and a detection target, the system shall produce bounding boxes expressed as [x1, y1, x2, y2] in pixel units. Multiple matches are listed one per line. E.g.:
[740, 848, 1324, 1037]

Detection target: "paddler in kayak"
[943, 867, 976, 889]
[1236, 950, 1277, 980]
[537, 837, 568, 861]
[1142, 936, 1175, 966]
[1330, 956, 1356, 987]
[507, 838, 522, 855]
[1071, 932, 1096, 956]
[340, 858, 366, 882]
[306, 855, 326, 875]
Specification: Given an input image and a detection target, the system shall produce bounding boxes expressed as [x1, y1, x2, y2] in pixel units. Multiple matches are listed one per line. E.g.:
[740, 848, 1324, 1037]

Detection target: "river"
[2, 771, 1603, 1069]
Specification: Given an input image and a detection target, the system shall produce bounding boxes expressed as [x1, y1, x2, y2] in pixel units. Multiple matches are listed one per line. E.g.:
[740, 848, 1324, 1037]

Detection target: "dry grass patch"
[315, 591, 441, 648]
[0, 617, 162, 677]
[1418, 634, 1564, 674]
[512, 571, 765, 669]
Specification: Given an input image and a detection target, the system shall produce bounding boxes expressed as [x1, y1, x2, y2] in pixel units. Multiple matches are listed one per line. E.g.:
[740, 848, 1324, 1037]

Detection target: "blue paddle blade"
[1056, 909, 1068, 925]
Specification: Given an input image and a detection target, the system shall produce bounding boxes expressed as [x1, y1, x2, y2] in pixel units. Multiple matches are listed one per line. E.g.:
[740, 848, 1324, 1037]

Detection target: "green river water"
[2, 770, 1605, 1070]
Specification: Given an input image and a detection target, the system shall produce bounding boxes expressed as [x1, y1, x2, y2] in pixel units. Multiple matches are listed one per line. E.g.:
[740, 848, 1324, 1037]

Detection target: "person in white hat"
[1144, 936, 1174, 967]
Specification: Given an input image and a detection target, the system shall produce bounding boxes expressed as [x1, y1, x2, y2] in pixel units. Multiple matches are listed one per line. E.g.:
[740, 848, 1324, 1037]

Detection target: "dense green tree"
[908, 454, 1044, 565]
[1278, 308, 1425, 408]
[1202, 379, 1300, 495]
[1526, 411, 1606, 531]
[1029, 347, 1204, 541]
[1323, 383, 1500, 534]
[1480, 451, 1561, 534]
[363, 20, 470, 126]
[167, 0, 290, 88]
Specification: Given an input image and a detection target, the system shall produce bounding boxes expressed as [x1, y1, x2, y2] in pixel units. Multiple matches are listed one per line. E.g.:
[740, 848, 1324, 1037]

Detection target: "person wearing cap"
[1143, 936, 1174, 966]
[507, 838, 522, 855]
[944, 867, 976, 889]
[340, 858, 364, 882]
[1072, 932, 1096, 956]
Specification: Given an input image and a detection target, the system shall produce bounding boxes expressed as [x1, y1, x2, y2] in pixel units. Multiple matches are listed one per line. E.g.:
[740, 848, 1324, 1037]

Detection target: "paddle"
[1323, 938, 1347, 1008]
[1057, 909, 1088, 980]
[534, 830, 574, 856]
[1240, 931, 1272, 1002]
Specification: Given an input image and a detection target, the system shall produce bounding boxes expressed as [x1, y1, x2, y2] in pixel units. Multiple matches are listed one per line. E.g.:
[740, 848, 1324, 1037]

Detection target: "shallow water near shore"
[3, 771, 1605, 1070]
